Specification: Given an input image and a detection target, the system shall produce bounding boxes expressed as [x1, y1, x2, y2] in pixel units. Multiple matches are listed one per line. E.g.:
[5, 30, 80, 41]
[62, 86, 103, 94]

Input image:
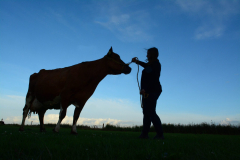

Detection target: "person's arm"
[132, 57, 148, 68]
[136, 60, 148, 68]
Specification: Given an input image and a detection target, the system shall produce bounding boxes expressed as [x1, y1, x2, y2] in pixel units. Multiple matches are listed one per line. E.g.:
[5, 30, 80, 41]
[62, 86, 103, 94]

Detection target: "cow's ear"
[107, 46, 113, 56]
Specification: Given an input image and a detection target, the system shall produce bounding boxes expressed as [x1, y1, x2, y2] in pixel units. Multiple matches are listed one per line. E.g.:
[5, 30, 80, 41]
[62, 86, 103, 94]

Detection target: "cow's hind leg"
[38, 110, 47, 132]
[53, 104, 67, 133]
[71, 105, 83, 135]
[19, 105, 29, 131]
[19, 93, 33, 131]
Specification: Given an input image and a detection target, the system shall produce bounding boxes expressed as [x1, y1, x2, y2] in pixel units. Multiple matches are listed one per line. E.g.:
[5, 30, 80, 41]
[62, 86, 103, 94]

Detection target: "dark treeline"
[5, 122, 240, 135]
[103, 123, 240, 135]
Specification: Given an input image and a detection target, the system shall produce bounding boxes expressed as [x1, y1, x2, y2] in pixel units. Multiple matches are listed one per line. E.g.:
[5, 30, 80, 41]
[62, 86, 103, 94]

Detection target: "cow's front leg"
[38, 110, 46, 132]
[71, 106, 83, 135]
[53, 105, 67, 133]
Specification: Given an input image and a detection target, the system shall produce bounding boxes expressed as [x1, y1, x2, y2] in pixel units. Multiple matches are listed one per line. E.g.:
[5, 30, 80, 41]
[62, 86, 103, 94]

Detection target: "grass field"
[0, 125, 240, 160]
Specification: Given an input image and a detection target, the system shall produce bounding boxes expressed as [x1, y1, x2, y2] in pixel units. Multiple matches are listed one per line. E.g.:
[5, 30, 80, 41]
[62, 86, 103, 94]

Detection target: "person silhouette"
[132, 47, 164, 139]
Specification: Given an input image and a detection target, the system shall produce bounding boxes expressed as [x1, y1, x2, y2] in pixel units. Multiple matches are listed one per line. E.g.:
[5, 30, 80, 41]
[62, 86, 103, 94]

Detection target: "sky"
[0, 0, 239, 127]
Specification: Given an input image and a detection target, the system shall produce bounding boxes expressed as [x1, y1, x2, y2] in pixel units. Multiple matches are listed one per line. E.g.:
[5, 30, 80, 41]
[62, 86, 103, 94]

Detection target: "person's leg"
[140, 96, 151, 138]
[150, 112, 164, 138]
[147, 92, 164, 139]
[140, 114, 151, 138]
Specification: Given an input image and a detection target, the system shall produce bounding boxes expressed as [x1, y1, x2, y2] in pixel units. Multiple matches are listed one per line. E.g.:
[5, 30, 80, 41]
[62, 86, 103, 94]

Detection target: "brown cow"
[19, 47, 131, 134]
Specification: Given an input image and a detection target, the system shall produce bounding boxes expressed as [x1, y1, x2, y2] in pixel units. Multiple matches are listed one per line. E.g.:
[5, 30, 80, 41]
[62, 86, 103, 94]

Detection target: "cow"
[19, 47, 131, 134]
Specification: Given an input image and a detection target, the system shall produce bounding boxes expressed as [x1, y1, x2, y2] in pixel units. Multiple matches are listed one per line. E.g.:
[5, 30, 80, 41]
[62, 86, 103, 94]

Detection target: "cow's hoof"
[71, 131, 78, 135]
[52, 128, 59, 133]
[19, 127, 24, 131]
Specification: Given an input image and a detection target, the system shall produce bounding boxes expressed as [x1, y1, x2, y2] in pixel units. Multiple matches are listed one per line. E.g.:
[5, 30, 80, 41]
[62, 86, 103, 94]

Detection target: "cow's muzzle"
[123, 65, 131, 74]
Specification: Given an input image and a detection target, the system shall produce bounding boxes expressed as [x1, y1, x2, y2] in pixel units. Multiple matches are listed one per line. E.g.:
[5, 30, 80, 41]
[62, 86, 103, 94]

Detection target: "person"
[132, 47, 164, 139]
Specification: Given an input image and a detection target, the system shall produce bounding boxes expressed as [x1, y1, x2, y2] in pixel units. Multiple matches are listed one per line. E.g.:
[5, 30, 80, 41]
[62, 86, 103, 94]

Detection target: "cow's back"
[32, 60, 104, 103]
[34, 66, 73, 101]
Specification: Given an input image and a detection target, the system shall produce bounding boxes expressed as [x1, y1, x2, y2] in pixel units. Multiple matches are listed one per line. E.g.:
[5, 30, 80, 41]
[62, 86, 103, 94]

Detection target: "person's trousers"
[141, 92, 163, 136]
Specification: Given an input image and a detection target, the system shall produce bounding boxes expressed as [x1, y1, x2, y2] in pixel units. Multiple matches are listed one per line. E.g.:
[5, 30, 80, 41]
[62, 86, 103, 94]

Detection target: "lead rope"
[127, 59, 143, 108]
[136, 59, 143, 108]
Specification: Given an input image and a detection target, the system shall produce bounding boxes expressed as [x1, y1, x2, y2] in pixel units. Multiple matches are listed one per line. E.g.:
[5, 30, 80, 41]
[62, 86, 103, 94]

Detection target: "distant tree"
[0, 118, 4, 125]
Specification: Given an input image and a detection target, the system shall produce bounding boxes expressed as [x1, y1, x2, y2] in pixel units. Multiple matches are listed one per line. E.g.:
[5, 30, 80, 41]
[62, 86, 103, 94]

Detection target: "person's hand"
[132, 57, 138, 63]
[140, 89, 145, 95]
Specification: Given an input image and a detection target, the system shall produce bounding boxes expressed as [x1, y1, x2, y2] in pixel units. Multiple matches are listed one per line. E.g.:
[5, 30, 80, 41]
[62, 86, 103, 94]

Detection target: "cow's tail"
[24, 73, 39, 118]
[19, 72, 40, 131]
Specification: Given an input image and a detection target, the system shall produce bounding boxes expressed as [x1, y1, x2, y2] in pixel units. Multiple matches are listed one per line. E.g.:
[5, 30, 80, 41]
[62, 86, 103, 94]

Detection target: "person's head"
[146, 47, 159, 63]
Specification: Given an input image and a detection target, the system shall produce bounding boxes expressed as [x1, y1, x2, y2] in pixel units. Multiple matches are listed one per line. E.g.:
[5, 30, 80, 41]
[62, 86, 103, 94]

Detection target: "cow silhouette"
[19, 47, 131, 134]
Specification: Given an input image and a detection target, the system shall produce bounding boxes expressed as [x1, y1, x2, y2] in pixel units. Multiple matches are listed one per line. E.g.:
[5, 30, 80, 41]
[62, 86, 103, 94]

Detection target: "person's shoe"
[153, 134, 164, 140]
[139, 134, 149, 139]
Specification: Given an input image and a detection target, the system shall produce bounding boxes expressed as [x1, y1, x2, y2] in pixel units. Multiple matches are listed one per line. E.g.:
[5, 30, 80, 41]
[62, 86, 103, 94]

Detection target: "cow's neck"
[86, 57, 109, 82]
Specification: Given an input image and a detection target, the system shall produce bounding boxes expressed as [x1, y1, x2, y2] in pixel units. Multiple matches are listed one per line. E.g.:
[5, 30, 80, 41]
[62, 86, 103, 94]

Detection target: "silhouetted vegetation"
[5, 122, 240, 135]
[103, 123, 240, 135]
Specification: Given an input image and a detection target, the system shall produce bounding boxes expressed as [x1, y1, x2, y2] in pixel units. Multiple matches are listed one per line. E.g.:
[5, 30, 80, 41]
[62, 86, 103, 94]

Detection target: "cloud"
[95, 14, 152, 42]
[176, 0, 208, 13]
[2, 94, 239, 126]
[176, 0, 240, 39]
[0, 95, 142, 126]
[160, 112, 240, 126]
[220, 118, 240, 126]
[195, 25, 224, 40]
[48, 9, 77, 33]
[94, 4, 153, 42]
[5, 112, 240, 127]
[5, 114, 135, 127]
[176, 0, 239, 17]
[82, 98, 142, 122]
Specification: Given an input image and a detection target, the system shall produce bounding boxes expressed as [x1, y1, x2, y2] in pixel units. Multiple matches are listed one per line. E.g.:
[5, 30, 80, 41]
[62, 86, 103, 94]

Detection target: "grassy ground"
[0, 125, 240, 160]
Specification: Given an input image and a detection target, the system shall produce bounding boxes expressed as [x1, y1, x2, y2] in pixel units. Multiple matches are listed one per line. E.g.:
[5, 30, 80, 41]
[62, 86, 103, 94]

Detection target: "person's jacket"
[137, 59, 162, 93]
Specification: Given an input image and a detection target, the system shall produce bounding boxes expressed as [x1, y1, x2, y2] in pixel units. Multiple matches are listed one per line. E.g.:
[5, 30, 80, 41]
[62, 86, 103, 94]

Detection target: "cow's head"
[104, 47, 132, 75]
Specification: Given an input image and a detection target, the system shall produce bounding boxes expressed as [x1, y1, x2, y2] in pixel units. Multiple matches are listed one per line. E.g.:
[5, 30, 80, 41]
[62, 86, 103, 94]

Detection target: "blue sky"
[0, 0, 239, 126]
